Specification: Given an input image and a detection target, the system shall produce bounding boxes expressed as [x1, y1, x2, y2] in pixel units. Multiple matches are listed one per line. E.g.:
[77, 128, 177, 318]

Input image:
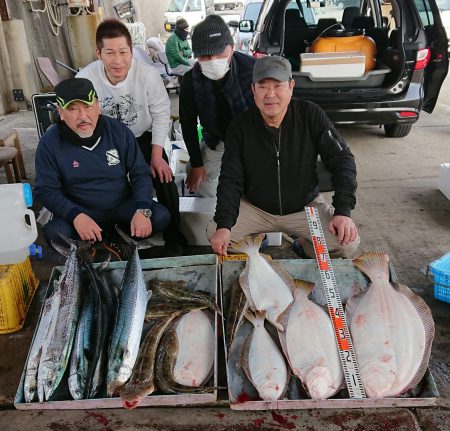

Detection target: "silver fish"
[23, 286, 60, 403]
[107, 228, 152, 396]
[68, 285, 95, 400]
[37, 241, 82, 401]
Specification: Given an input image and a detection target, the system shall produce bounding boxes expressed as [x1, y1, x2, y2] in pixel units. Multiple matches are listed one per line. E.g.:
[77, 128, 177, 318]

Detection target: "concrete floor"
[0, 80, 449, 429]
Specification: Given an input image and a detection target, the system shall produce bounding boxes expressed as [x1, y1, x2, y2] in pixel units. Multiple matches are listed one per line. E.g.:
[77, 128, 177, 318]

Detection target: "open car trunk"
[281, 0, 409, 98]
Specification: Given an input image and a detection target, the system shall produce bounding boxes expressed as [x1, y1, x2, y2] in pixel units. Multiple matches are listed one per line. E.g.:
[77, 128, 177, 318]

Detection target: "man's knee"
[329, 236, 360, 259]
[151, 203, 171, 234]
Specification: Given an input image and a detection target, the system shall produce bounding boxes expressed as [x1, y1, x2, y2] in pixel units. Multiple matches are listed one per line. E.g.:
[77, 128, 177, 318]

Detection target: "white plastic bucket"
[0, 183, 37, 265]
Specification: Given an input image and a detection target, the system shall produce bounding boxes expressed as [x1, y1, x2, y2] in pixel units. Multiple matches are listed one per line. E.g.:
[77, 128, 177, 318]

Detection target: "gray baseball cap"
[253, 56, 292, 83]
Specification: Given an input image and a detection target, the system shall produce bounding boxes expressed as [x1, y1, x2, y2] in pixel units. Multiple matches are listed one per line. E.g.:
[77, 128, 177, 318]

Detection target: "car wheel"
[383, 124, 412, 138]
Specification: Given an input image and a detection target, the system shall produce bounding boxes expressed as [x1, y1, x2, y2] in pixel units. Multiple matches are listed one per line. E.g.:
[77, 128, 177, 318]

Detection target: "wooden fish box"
[219, 257, 439, 410]
[15, 254, 219, 410]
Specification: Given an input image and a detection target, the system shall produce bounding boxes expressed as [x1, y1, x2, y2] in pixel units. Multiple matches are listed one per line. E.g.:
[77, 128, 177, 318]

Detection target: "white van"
[164, 0, 215, 32]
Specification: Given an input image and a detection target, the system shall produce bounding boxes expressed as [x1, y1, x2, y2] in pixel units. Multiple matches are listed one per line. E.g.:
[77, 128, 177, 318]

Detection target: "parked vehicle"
[230, 0, 316, 53]
[214, 0, 242, 11]
[250, 0, 449, 137]
[164, 0, 215, 33]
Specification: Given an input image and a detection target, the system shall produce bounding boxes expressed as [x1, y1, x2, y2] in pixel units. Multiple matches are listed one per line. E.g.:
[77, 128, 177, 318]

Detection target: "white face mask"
[199, 56, 230, 80]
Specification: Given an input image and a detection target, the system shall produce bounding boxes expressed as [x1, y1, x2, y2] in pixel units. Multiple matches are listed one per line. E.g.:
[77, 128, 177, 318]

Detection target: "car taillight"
[252, 51, 267, 58]
[399, 111, 418, 118]
[414, 48, 431, 70]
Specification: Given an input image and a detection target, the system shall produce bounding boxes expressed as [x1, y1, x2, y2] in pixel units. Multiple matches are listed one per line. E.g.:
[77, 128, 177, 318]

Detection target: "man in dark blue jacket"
[179, 14, 255, 197]
[35, 78, 170, 246]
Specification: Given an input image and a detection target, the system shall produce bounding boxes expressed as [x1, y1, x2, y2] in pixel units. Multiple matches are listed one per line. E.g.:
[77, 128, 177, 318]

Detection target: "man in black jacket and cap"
[209, 56, 360, 258]
[179, 14, 255, 197]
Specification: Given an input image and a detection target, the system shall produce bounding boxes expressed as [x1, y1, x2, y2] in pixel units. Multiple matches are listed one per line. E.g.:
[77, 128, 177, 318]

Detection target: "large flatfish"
[173, 309, 215, 387]
[346, 252, 435, 398]
[242, 311, 289, 401]
[232, 235, 294, 331]
[279, 280, 344, 399]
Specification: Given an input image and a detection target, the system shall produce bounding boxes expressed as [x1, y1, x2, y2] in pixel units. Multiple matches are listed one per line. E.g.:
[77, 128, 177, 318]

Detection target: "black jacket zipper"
[272, 127, 283, 216]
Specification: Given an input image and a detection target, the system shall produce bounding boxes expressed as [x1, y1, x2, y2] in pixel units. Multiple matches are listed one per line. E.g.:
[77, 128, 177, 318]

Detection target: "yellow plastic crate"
[0, 257, 39, 334]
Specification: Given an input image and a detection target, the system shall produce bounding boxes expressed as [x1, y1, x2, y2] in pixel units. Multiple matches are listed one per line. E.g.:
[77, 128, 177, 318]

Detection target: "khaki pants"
[207, 194, 360, 258]
[186, 141, 224, 198]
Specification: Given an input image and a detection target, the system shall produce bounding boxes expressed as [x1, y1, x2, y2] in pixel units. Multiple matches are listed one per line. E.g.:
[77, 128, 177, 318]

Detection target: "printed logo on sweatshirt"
[72, 160, 80, 168]
[106, 149, 120, 166]
[101, 95, 141, 128]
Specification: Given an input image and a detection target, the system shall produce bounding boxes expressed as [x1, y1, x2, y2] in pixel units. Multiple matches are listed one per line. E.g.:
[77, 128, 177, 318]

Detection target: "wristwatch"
[136, 208, 152, 218]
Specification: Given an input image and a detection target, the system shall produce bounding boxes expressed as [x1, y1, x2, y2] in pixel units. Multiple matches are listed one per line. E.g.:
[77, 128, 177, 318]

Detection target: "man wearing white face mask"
[179, 15, 256, 197]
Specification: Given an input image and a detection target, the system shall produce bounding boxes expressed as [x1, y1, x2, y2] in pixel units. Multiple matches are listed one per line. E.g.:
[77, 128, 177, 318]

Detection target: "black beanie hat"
[176, 18, 189, 30]
[192, 14, 234, 58]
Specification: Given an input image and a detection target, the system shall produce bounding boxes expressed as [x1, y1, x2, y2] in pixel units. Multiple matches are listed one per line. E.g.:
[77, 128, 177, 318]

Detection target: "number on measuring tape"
[305, 206, 366, 399]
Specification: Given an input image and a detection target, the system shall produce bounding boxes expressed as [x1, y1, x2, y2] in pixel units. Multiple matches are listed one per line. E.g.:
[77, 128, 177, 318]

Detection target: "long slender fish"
[150, 279, 222, 316]
[346, 252, 435, 398]
[279, 280, 344, 399]
[107, 228, 152, 396]
[90, 260, 118, 398]
[120, 311, 181, 409]
[232, 235, 294, 331]
[23, 287, 60, 403]
[68, 285, 95, 400]
[37, 241, 82, 401]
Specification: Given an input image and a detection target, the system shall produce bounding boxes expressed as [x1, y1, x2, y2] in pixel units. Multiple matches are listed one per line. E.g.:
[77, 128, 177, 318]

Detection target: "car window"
[287, 0, 317, 25]
[244, 2, 263, 22]
[414, 0, 435, 26]
[167, 0, 186, 12]
[186, 0, 202, 11]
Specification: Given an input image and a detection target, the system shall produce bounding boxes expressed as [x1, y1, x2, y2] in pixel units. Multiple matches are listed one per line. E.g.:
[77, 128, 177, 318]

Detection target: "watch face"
[137, 209, 152, 218]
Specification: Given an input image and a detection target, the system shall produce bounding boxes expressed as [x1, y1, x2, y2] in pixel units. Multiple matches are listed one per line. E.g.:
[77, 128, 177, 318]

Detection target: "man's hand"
[328, 215, 358, 245]
[210, 228, 231, 256]
[150, 145, 173, 183]
[130, 212, 152, 238]
[73, 213, 102, 242]
[186, 166, 207, 193]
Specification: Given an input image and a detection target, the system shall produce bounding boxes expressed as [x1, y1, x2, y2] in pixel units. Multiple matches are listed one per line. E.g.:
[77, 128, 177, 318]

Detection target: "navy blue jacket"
[35, 115, 154, 222]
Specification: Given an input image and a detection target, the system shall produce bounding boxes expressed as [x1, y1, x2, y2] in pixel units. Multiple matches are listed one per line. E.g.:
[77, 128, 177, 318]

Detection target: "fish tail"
[115, 225, 137, 246]
[115, 225, 155, 250]
[244, 310, 267, 327]
[293, 279, 314, 292]
[352, 252, 390, 283]
[231, 234, 264, 254]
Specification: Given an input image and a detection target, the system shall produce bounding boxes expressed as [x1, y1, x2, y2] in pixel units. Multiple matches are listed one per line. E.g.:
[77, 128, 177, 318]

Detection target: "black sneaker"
[292, 239, 308, 258]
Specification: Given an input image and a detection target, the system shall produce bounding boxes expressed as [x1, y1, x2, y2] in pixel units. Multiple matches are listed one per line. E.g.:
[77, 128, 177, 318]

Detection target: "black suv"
[247, 0, 448, 137]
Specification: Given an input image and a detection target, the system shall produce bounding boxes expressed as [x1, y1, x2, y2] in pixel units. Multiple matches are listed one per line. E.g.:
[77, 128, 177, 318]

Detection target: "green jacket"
[165, 32, 192, 68]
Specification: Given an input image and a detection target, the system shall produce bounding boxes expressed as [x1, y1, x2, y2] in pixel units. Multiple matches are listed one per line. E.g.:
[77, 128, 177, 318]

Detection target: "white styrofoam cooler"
[439, 163, 450, 201]
[180, 197, 216, 246]
[179, 197, 282, 246]
[300, 51, 366, 78]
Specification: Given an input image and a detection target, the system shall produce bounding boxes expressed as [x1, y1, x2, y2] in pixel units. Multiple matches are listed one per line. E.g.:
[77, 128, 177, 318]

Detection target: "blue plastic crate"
[429, 252, 450, 304]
